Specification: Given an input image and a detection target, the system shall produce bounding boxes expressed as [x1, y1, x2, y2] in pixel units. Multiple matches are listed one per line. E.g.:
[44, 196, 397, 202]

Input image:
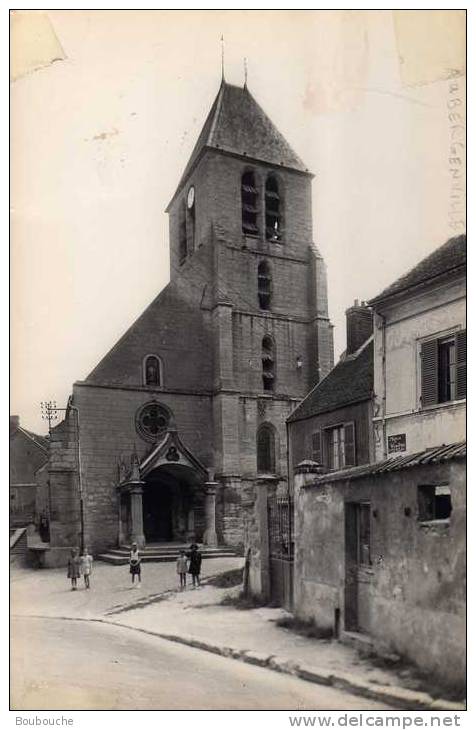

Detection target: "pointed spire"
[244, 57, 248, 89]
[220, 35, 225, 81]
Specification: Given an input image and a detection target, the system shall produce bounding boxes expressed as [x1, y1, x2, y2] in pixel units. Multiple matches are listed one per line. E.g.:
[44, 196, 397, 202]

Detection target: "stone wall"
[294, 459, 466, 689]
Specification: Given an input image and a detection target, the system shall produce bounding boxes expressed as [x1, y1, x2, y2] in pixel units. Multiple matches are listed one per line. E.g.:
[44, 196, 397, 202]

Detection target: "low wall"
[294, 459, 466, 689]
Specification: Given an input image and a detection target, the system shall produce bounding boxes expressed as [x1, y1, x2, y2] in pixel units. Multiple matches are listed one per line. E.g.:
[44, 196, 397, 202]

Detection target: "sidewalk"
[11, 563, 465, 711]
[104, 581, 464, 711]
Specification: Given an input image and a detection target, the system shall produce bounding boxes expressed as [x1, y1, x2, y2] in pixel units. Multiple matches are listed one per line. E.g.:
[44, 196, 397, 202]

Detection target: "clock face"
[187, 186, 195, 209]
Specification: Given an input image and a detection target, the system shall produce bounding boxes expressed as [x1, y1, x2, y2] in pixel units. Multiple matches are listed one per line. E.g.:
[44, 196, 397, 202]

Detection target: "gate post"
[256, 476, 279, 602]
[203, 481, 219, 546]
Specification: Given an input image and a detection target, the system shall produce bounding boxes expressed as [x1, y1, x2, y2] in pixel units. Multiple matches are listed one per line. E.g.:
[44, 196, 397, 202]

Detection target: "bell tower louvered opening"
[242, 170, 259, 236]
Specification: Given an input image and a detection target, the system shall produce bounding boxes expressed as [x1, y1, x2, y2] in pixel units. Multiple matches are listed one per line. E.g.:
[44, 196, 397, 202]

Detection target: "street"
[11, 616, 394, 711]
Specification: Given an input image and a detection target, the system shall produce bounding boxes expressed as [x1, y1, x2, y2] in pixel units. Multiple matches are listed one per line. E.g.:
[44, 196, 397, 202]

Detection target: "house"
[371, 234, 466, 459]
[42, 79, 334, 570]
[9, 416, 48, 525]
[291, 235, 466, 691]
[288, 300, 374, 473]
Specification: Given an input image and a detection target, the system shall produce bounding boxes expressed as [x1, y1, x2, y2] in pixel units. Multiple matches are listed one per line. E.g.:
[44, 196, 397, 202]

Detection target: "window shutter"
[311, 431, 321, 464]
[344, 422, 356, 466]
[420, 338, 439, 406]
[455, 329, 466, 400]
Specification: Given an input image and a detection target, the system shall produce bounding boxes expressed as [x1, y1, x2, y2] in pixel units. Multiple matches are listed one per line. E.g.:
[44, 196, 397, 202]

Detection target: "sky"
[10, 9, 466, 434]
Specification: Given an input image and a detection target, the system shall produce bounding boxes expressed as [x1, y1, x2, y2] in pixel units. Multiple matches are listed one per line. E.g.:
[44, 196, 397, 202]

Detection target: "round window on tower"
[136, 402, 171, 442]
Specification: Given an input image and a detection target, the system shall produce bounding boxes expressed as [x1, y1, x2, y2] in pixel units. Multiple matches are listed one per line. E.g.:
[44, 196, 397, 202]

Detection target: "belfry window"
[258, 261, 272, 310]
[143, 355, 162, 387]
[257, 423, 276, 474]
[242, 171, 259, 236]
[179, 203, 187, 265]
[265, 175, 282, 242]
[262, 336, 275, 391]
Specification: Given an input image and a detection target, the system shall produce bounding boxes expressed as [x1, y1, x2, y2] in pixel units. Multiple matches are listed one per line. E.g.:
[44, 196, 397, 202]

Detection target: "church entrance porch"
[142, 464, 202, 543]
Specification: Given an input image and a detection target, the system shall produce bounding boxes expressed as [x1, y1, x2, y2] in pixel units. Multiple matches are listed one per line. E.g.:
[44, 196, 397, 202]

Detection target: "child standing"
[129, 542, 141, 587]
[80, 548, 93, 589]
[188, 543, 202, 588]
[176, 550, 188, 590]
[67, 548, 81, 591]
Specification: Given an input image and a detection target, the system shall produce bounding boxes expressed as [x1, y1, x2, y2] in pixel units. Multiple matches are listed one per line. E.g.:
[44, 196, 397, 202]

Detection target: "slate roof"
[10, 424, 49, 451]
[369, 234, 466, 305]
[287, 338, 373, 423]
[168, 81, 309, 207]
[304, 441, 466, 486]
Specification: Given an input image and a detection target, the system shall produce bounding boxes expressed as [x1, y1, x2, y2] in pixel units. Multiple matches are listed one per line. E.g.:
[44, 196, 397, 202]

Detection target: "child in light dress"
[80, 549, 93, 589]
[176, 550, 188, 590]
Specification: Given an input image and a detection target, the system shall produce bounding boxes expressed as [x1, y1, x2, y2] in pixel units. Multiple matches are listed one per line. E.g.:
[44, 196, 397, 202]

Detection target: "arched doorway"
[142, 464, 204, 543]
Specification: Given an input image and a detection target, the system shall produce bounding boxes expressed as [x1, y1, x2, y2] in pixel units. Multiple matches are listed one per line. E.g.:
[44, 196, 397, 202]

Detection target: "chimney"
[345, 300, 373, 356]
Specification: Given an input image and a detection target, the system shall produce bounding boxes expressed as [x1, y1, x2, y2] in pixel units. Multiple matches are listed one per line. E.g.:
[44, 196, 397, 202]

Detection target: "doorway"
[143, 483, 173, 542]
[142, 464, 203, 544]
[344, 501, 372, 632]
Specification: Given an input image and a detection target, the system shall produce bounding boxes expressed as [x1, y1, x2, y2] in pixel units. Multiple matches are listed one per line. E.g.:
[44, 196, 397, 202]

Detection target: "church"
[44, 78, 334, 561]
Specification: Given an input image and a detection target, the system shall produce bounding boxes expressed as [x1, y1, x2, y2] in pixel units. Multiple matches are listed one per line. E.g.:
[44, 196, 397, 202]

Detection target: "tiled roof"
[306, 441, 466, 485]
[369, 234, 466, 305]
[169, 81, 309, 206]
[288, 338, 373, 422]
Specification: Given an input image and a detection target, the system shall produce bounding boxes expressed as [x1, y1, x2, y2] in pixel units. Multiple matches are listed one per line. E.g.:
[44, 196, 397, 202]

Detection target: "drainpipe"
[68, 402, 85, 553]
[380, 313, 388, 460]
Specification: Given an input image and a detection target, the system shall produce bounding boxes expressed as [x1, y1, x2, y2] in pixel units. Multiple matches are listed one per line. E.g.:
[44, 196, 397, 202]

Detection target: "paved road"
[11, 616, 394, 711]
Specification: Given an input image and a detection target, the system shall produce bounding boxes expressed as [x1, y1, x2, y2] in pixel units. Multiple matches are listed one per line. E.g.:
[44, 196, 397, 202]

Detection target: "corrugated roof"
[168, 81, 309, 207]
[288, 338, 373, 422]
[305, 441, 466, 485]
[369, 234, 466, 305]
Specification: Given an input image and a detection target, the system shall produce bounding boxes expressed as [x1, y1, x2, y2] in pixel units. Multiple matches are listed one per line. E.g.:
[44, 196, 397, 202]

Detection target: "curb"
[14, 613, 466, 712]
[104, 619, 465, 711]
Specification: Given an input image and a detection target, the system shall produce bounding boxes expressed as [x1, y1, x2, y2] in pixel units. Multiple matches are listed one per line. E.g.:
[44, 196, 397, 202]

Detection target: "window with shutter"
[455, 330, 467, 400]
[420, 338, 439, 406]
[421, 330, 466, 407]
[344, 422, 356, 466]
[311, 431, 321, 464]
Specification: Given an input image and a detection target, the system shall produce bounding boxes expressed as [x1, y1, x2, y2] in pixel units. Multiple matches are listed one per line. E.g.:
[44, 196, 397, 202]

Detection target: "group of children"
[66, 548, 93, 590]
[66, 543, 203, 592]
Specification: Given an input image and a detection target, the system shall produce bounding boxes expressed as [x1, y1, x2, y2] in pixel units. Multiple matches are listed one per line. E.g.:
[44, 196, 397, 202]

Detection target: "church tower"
[165, 80, 334, 542]
[46, 78, 334, 561]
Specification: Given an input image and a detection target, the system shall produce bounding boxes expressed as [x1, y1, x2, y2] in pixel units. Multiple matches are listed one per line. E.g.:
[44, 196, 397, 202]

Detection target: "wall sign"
[388, 433, 407, 453]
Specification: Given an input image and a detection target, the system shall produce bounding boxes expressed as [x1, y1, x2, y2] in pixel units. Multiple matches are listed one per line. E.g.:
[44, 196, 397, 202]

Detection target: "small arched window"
[143, 355, 162, 387]
[179, 202, 187, 265]
[258, 261, 272, 310]
[265, 175, 282, 242]
[262, 336, 275, 392]
[241, 170, 259, 236]
[257, 423, 276, 474]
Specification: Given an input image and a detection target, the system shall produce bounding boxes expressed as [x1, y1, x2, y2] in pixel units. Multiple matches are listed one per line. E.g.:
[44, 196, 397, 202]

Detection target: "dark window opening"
[257, 424, 276, 473]
[144, 355, 161, 386]
[265, 175, 282, 242]
[242, 171, 259, 235]
[258, 260, 272, 310]
[179, 203, 187, 264]
[421, 329, 466, 406]
[262, 336, 275, 391]
[438, 336, 456, 402]
[418, 485, 452, 521]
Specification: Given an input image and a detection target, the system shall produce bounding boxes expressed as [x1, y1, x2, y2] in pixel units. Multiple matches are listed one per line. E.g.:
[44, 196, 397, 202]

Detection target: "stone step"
[97, 550, 240, 565]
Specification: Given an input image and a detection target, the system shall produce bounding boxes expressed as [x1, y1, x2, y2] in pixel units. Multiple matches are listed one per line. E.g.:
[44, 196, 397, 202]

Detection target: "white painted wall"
[373, 276, 466, 460]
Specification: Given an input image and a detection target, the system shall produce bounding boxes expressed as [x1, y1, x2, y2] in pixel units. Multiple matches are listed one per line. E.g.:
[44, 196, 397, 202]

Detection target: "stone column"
[118, 495, 125, 546]
[203, 481, 219, 546]
[186, 508, 195, 542]
[129, 485, 145, 548]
